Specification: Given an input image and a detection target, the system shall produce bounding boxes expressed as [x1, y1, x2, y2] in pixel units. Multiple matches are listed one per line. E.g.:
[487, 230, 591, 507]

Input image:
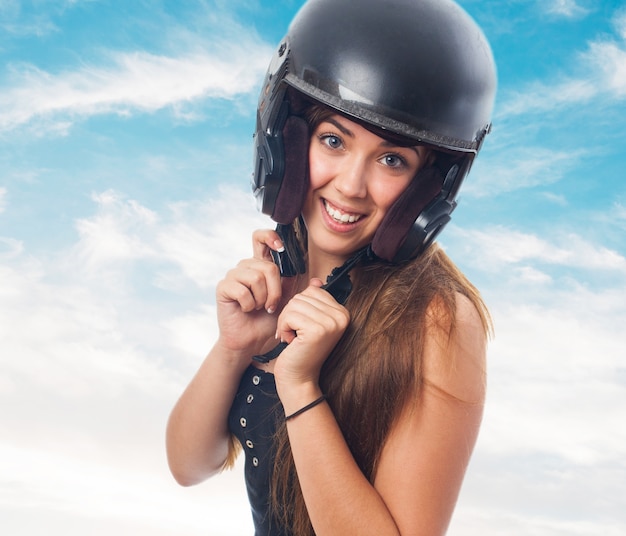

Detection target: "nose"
[333, 156, 368, 199]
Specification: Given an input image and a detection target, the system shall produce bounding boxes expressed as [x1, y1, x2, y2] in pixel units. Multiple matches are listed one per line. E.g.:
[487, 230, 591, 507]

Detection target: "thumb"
[309, 277, 324, 288]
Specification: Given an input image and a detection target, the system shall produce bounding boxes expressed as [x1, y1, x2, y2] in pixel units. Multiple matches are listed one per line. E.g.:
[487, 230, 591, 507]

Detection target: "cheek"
[307, 148, 330, 190]
[370, 179, 412, 213]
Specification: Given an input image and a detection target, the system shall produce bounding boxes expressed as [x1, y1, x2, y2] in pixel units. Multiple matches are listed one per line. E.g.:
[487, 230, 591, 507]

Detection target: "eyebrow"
[323, 117, 421, 158]
[325, 117, 354, 137]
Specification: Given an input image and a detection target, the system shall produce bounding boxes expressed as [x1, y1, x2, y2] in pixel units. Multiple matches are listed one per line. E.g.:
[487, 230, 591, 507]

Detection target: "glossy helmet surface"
[252, 0, 496, 263]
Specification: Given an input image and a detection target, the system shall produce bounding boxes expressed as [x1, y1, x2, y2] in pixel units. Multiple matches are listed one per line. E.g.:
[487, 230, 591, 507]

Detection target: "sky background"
[1, 0, 625, 534]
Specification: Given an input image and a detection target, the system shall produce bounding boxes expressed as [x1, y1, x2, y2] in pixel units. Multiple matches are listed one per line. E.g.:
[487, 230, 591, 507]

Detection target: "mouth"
[323, 199, 363, 224]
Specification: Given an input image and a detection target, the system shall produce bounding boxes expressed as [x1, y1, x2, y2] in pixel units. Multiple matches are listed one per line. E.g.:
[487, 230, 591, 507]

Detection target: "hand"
[215, 229, 286, 357]
[273, 278, 350, 388]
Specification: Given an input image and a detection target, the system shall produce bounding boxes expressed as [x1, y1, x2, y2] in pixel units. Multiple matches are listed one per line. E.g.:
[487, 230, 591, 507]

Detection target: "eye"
[380, 153, 408, 169]
[319, 133, 343, 150]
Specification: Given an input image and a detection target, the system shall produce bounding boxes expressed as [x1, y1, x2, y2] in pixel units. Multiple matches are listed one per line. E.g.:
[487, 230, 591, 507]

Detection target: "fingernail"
[274, 240, 285, 253]
[267, 306, 275, 314]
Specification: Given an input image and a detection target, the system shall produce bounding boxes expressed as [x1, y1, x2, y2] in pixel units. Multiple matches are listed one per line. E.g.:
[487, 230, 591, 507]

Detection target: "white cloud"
[541, 191, 568, 206]
[513, 265, 553, 284]
[483, 298, 625, 459]
[0, 186, 6, 213]
[499, 9, 626, 117]
[543, 0, 590, 18]
[0, 237, 22, 258]
[66, 186, 269, 290]
[1, 4, 106, 44]
[445, 227, 626, 534]
[0, 186, 269, 399]
[461, 290, 626, 536]
[0, 42, 272, 133]
[497, 78, 597, 117]
[0, 0, 59, 39]
[156, 187, 270, 290]
[444, 220, 626, 347]
[467, 146, 582, 197]
[611, 202, 626, 224]
[584, 39, 626, 98]
[0, 443, 252, 536]
[0, 186, 267, 534]
[448, 224, 626, 273]
[73, 190, 159, 268]
[614, 7, 626, 40]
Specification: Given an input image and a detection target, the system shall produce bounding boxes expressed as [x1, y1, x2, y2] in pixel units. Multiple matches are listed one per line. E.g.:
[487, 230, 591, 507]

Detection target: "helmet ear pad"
[271, 115, 310, 225]
[371, 166, 445, 263]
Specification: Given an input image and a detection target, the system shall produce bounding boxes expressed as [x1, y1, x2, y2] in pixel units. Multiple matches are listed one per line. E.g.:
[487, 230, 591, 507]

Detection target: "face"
[302, 113, 429, 267]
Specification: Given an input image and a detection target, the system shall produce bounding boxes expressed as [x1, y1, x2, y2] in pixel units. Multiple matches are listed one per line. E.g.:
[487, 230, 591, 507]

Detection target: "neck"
[305, 246, 370, 302]
[306, 247, 349, 283]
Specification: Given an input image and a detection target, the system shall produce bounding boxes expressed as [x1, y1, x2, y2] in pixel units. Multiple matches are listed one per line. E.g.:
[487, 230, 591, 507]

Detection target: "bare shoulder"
[422, 292, 488, 405]
[372, 293, 489, 535]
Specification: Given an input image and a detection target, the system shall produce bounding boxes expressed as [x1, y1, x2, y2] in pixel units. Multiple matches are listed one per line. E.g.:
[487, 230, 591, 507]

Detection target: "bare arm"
[166, 230, 286, 486]
[274, 292, 487, 535]
[166, 343, 252, 485]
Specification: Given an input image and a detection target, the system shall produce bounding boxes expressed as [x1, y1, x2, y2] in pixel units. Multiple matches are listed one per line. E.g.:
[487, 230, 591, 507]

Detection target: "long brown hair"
[270, 239, 491, 536]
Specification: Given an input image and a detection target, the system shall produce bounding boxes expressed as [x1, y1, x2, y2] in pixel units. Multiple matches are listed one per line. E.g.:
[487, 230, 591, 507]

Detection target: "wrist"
[275, 379, 323, 417]
[211, 339, 253, 373]
[285, 395, 327, 421]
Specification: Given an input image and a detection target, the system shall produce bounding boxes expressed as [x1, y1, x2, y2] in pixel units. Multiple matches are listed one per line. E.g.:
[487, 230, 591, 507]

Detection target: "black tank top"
[228, 365, 289, 536]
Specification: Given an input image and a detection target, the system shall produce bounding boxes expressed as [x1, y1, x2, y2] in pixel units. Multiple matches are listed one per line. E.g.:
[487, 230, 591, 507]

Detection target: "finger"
[309, 277, 324, 288]
[252, 229, 284, 261]
[288, 291, 351, 327]
[217, 277, 258, 313]
[256, 262, 283, 313]
[277, 291, 350, 342]
[240, 258, 283, 313]
[276, 306, 319, 344]
[299, 282, 348, 311]
[219, 261, 281, 313]
[276, 306, 349, 348]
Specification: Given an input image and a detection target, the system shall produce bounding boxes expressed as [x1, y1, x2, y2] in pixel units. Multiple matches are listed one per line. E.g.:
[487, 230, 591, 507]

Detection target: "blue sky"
[1, 0, 625, 535]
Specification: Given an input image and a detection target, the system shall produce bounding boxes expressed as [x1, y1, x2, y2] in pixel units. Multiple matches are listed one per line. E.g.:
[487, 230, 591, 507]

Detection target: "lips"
[323, 199, 363, 223]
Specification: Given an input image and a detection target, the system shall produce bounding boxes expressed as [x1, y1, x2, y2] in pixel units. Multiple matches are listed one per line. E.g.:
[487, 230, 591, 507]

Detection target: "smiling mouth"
[324, 200, 363, 223]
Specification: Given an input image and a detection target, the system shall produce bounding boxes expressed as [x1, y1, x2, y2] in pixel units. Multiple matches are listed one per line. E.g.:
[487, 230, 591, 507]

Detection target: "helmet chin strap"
[320, 245, 375, 303]
[252, 246, 374, 364]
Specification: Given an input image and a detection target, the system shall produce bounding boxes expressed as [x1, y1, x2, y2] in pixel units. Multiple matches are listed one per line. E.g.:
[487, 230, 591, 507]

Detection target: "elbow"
[166, 434, 227, 486]
[170, 471, 196, 487]
[166, 454, 198, 487]
[165, 438, 201, 486]
[165, 416, 233, 486]
[167, 458, 196, 487]
[167, 457, 222, 487]
[170, 469, 203, 488]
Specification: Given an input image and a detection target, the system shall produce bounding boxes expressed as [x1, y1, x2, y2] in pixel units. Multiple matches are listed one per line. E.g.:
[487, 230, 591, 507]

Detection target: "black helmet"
[252, 0, 496, 263]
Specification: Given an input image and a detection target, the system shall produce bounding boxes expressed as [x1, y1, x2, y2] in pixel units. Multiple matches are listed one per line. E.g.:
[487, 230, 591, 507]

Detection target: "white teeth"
[324, 201, 361, 223]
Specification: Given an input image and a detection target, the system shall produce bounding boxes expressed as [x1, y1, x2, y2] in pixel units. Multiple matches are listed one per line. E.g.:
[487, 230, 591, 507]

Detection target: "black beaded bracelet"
[285, 395, 328, 421]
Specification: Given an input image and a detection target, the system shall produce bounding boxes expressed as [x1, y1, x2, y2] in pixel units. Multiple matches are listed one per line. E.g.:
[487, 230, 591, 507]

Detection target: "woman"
[166, 0, 497, 535]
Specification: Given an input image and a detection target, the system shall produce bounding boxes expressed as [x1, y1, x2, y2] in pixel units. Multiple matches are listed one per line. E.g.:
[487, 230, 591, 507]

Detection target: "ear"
[271, 115, 310, 224]
[370, 166, 444, 262]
